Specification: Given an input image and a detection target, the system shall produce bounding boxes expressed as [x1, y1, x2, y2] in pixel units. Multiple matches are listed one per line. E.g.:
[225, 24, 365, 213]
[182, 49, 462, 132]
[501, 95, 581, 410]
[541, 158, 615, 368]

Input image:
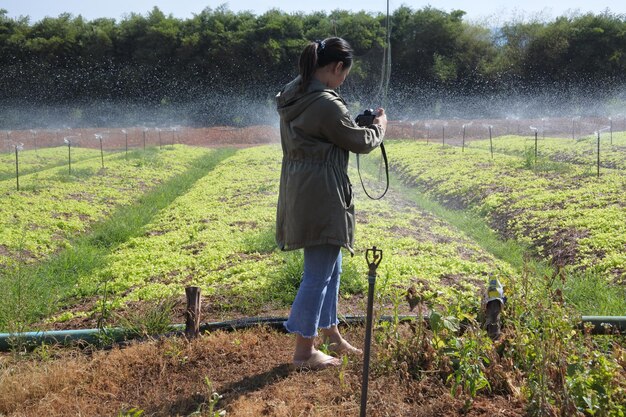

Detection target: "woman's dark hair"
[298, 37, 353, 91]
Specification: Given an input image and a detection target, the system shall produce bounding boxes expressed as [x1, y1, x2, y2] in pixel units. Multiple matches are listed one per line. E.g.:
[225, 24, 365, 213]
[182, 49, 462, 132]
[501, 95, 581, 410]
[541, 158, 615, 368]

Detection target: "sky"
[2, 0, 625, 24]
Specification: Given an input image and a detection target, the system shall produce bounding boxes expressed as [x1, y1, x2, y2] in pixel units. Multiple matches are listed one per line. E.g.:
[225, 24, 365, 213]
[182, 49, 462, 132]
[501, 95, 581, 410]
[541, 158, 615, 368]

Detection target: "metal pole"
[597, 131, 601, 178]
[360, 247, 382, 417]
[462, 125, 466, 152]
[534, 130, 538, 165]
[100, 137, 104, 169]
[489, 125, 493, 159]
[442, 126, 445, 147]
[15, 146, 19, 191]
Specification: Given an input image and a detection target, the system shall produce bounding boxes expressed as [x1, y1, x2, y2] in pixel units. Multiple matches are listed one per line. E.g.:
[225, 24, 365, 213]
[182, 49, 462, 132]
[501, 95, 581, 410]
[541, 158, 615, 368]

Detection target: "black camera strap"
[356, 142, 389, 200]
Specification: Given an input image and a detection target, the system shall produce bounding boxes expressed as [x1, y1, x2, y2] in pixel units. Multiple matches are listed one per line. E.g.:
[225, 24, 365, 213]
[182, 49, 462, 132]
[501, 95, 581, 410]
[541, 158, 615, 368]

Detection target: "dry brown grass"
[0, 326, 526, 417]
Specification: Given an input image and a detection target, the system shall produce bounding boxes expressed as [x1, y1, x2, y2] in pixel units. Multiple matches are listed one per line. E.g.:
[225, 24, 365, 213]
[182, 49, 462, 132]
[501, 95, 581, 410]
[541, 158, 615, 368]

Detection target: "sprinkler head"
[15, 143, 24, 151]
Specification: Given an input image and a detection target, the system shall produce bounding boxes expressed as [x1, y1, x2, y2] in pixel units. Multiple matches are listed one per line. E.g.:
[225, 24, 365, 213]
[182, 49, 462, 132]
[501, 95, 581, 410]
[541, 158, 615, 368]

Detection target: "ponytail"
[298, 37, 353, 92]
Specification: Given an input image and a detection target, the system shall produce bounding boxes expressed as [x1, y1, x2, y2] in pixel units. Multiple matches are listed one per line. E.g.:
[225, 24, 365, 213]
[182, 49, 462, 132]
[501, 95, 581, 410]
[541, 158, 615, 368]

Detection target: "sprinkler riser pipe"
[100, 138, 104, 169]
[15, 147, 19, 191]
[489, 126, 493, 159]
[597, 131, 601, 178]
[462, 127, 465, 152]
[360, 277, 376, 417]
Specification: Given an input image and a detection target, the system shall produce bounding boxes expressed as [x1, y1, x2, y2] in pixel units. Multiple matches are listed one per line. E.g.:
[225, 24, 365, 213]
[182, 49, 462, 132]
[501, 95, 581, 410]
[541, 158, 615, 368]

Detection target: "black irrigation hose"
[0, 315, 418, 352]
[2, 314, 624, 352]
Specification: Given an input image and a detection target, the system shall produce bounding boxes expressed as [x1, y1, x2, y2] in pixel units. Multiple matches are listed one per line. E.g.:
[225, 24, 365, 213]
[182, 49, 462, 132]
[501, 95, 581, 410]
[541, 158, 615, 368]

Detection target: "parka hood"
[276, 76, 338, 123]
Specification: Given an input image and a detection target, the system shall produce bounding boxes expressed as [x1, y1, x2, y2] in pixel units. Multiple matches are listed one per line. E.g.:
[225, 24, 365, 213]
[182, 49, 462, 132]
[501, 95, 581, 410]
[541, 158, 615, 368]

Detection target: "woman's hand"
[373, 108, 388, 131]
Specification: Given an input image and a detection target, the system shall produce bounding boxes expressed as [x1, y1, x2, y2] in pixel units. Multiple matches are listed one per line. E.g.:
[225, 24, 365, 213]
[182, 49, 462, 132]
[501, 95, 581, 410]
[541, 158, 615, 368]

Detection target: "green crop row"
[0, 145, 212, 267]
[388, 140, 626, 278]
[468, 132, 626, 170]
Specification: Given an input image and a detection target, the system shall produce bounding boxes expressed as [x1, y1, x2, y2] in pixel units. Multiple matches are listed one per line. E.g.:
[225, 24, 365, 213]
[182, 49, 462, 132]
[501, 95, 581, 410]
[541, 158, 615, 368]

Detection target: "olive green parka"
[275, 76, 385, 255]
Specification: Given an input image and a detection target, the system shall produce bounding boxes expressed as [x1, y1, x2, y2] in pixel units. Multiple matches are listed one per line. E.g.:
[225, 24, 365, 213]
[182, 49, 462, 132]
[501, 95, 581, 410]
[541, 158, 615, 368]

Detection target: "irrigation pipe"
[1, 315, 623, 352]
[0, 315, 416, 352]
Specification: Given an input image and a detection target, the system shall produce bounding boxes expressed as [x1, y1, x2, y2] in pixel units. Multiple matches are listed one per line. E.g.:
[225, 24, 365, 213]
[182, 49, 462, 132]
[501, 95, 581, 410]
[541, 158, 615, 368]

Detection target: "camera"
[355, 108, 379, 127]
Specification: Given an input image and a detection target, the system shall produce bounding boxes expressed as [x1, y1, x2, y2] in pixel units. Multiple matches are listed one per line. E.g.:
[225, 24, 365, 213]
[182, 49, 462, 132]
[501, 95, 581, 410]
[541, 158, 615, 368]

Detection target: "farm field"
[1, 144, 512, 329]
[1, 134, 626, 416]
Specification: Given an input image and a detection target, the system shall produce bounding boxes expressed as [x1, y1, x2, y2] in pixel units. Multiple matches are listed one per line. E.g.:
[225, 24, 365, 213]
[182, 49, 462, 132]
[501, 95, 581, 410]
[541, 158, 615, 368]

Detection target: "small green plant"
[338, 355, 350, 391]
[446, 324, 492, 399]
[567, 349, 626, 416]
[117, 408, 144, 417]
[115, 296, 179, 337]
[191, 377, 225, 417]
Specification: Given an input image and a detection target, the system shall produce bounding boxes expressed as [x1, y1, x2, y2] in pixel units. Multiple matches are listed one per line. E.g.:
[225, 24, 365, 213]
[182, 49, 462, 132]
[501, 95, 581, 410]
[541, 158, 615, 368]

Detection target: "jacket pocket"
[330, 164, 353, 210]
[344, 175, 353, 209]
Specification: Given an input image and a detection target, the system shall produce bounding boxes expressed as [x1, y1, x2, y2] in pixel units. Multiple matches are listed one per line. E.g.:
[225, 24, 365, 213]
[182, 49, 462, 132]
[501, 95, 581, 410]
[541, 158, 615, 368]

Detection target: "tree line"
[0, 6, 625, 125]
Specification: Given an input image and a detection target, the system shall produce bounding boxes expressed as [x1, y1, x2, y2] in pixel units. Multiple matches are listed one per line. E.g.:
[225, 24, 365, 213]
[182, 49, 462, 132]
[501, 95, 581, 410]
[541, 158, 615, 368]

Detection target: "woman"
[275, 37, 387, 369]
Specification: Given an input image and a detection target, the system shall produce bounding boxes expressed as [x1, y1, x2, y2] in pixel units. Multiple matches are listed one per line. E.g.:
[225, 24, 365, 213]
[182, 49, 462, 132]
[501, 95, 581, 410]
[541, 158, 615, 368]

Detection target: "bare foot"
[292, 350, 342, 370]
[328, 339, 363, 356]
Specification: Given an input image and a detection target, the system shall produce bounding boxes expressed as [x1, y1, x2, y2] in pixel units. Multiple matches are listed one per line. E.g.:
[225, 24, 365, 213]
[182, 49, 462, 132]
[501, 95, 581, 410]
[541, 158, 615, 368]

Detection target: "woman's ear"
[334, 61, 344, 73]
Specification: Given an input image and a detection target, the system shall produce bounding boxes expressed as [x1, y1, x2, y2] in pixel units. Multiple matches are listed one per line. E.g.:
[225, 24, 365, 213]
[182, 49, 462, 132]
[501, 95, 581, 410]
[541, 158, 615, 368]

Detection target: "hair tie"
[316, 39, 326, 52]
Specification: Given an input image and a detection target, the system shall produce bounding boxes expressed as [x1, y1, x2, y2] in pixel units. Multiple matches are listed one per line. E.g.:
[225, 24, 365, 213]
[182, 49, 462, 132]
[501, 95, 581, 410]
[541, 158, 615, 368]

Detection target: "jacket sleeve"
[316, 93, 385, 154]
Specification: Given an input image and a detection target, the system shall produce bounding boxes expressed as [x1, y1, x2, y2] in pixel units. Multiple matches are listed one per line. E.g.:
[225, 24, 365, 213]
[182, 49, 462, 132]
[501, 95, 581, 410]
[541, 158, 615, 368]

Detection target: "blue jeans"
[284, 245, 342, 338]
